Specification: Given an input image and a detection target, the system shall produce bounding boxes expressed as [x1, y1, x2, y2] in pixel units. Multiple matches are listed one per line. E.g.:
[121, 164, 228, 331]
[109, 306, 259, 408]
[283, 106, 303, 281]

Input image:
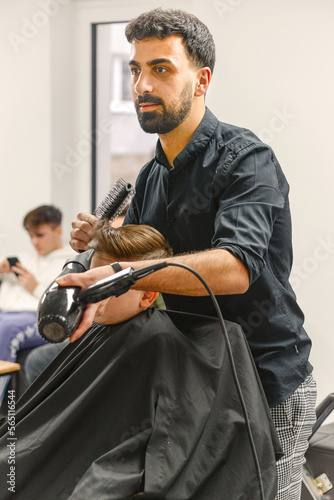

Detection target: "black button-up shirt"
[124, 108, 312, 407]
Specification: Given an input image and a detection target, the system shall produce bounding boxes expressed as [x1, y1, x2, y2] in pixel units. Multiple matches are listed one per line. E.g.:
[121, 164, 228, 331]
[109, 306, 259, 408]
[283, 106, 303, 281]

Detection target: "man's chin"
[139, 118, 177, 135]
[137, 113, 159, 132]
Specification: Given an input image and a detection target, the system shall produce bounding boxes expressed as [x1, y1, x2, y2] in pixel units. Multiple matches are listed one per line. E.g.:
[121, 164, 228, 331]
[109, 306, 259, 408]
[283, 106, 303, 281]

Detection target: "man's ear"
[55, 225, 62, 237]
[194, 67, 211, 97]
[139, 290, 159, 309]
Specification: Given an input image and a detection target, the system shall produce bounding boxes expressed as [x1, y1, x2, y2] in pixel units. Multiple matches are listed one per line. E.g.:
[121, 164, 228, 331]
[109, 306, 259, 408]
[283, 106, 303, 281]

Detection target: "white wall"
[1, 0, 333, 413]
[1, 0, 53, 253]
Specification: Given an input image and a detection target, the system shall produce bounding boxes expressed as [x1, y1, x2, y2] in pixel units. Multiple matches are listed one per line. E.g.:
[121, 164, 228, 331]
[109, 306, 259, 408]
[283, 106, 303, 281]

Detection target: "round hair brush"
[93, 178, 134, 222]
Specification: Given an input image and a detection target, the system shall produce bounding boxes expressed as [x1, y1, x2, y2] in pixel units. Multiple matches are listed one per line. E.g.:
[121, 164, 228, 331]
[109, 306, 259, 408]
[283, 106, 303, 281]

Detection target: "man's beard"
[135, 84, 193, 134]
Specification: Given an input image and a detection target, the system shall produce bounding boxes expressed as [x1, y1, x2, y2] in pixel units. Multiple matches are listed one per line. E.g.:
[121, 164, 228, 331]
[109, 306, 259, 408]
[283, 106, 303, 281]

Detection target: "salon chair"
[302, 393, 334, 499]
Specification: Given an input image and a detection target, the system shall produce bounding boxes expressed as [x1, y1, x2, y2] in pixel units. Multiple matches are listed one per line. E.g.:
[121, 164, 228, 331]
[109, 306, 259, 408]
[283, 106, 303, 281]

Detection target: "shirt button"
[169, 216, 176, 223]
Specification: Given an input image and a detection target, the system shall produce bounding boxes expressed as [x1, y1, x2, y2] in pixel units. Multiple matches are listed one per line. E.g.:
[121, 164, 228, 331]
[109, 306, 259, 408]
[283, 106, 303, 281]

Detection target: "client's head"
[88, 222, 172, 325]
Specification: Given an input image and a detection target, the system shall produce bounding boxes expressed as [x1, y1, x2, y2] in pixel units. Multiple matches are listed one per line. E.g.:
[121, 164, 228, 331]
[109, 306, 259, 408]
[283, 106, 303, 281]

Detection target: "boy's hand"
[70, 212, 99, 252]
[0, 259, 11, 273]
[13, 263, 39, 294]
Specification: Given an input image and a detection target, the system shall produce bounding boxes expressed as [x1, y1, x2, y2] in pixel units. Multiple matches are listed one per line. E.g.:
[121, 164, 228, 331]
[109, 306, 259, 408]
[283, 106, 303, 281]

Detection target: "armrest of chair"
[311, 393, 334, 438]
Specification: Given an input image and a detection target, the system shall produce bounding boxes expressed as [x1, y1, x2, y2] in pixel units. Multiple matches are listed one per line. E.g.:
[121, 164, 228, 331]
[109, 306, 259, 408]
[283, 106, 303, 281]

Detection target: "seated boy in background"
[0, 222, 280, 500]
[0, 205, 74, 403]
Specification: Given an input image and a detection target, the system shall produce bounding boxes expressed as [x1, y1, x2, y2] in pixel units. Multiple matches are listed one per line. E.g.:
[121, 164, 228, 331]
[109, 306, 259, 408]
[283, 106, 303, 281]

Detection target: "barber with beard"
[60, 9, 316, 500]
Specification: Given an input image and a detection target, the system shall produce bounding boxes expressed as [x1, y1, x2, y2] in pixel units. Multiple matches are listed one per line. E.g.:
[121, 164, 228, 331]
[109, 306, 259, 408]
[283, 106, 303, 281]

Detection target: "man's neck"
[47, 243, 63, 255]
[159, 105, 206, 166]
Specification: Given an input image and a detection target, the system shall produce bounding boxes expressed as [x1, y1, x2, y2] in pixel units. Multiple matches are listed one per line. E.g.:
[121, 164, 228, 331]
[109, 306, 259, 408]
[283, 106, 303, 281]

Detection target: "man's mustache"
[136, 95, 164, 106]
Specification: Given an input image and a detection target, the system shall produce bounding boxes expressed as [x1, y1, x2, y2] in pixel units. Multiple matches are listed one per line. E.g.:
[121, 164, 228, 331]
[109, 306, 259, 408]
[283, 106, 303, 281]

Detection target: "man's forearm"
[56, 248, 249, 342]
[125, 248, 249, 296]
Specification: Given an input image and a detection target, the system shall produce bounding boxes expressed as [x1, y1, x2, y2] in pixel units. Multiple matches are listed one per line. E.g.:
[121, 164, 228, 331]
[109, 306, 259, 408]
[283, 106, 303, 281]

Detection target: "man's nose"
[133, 71, 154, 96]
[30, 236, 38, 247]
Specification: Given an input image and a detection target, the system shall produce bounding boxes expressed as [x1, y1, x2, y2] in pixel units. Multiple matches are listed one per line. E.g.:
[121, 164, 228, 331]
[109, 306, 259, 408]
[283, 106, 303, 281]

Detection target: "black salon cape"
[0, 309, 281, 499]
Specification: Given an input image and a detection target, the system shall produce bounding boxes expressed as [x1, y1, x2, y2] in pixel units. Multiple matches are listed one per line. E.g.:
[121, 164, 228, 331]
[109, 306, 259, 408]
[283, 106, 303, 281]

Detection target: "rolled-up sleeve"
[212, 143, 288, 285]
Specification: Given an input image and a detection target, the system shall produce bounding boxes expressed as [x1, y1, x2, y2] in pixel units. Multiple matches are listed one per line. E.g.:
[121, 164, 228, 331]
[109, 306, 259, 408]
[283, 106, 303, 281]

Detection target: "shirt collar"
[155, 108, 219, 169]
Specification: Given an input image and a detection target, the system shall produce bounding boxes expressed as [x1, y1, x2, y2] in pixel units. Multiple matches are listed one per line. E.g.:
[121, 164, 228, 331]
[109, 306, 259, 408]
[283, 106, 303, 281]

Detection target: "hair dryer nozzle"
[38, 314, 77, 343]
[37, 283, 84, 343]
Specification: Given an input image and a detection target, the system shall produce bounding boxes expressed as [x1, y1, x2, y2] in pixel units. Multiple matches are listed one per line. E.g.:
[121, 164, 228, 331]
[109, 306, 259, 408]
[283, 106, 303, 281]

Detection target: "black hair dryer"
[37, 256, 168, 344]
[37, 250, 95, 343]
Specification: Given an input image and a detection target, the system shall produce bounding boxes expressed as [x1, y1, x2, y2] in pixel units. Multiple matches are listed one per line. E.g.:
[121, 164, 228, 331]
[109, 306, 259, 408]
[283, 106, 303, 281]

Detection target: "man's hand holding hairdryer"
[56, 265, 114, 342]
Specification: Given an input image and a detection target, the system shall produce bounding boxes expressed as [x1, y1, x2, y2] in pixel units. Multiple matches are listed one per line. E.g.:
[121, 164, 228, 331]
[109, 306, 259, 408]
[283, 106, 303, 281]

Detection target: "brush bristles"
[94, 178, 134, 221]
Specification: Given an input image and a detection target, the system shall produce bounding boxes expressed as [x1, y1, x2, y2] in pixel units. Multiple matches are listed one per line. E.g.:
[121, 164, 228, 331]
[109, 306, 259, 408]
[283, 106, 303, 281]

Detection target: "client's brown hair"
[89, 221, 173, 261]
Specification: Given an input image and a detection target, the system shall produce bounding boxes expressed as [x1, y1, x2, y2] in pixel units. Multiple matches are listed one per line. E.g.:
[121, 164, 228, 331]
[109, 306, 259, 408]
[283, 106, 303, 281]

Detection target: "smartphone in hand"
[7, 256, 20, 277]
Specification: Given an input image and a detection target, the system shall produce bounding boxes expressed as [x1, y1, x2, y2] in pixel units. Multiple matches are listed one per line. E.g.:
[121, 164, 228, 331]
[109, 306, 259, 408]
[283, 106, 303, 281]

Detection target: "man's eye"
[130, 67, 140, 75]
[154, 67, 167, 74]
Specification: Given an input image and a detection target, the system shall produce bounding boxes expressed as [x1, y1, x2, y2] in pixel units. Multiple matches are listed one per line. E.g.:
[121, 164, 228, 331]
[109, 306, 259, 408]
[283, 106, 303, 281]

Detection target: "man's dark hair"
[23, 205, 62, 230]
[125, 8, 216, 73]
